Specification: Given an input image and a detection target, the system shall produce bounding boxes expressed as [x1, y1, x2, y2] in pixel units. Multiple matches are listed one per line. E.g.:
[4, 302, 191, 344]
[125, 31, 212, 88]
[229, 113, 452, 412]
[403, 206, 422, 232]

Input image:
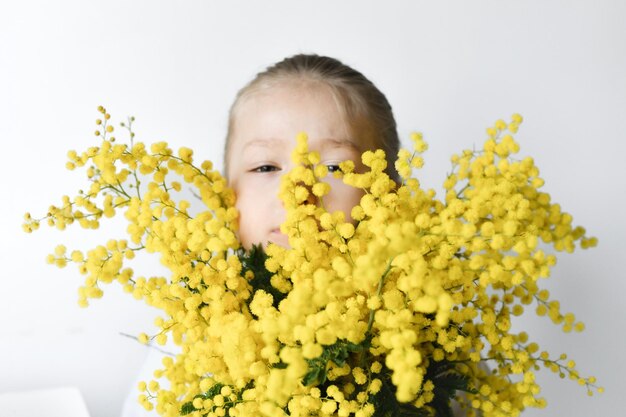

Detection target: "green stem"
[366, 260, 394, 334]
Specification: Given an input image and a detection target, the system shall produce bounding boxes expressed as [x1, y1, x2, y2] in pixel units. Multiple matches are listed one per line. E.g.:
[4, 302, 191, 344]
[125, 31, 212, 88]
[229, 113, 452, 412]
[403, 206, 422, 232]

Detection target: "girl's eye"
[252, 165, 280, 173]
[326, 164, 342, 173]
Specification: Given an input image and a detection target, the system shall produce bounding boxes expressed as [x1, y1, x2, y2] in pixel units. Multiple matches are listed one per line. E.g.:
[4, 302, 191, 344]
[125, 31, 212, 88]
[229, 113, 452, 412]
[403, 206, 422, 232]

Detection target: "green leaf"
[370, 372, 430, 417]
[203, 383, 225, 398]
[239, 244, 287, 309]
[425, 359, 476, 417]
[301, 338, 370, 386]
[303, 367, 320, 386]
[179, 383, 225, 415]
[180, 401, 196, 415]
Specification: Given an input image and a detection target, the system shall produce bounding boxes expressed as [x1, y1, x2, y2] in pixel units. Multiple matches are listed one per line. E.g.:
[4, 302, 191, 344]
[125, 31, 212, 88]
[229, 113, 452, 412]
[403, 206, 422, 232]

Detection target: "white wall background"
[1, 1, 624, 416]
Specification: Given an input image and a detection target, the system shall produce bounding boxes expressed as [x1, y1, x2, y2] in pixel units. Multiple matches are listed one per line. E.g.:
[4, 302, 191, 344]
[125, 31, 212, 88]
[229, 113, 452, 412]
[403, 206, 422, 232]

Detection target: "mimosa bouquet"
[24, 107, 602, 417]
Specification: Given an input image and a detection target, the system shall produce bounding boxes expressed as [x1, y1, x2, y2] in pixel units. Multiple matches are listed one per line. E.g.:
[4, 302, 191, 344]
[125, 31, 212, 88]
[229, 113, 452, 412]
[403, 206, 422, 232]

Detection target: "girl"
[223, 54, 468, 417]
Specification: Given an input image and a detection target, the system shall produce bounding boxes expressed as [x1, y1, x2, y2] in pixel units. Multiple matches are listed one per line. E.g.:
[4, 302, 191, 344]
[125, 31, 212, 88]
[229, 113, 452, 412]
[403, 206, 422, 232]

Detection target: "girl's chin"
[268, 230, 290, 248]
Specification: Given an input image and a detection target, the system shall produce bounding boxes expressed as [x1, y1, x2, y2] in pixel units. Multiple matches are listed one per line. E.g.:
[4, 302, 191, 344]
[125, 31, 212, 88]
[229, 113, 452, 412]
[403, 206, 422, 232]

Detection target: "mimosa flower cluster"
[24, 107, 602, 417]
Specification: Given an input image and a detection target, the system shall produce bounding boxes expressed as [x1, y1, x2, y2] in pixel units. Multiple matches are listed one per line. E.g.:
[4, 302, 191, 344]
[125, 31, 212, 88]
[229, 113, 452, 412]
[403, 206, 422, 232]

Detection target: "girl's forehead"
[231, 85, 355, 146]
[226, 80, 377, 170]
[241, 136, 360, 153]
[239, 81, 335, 112]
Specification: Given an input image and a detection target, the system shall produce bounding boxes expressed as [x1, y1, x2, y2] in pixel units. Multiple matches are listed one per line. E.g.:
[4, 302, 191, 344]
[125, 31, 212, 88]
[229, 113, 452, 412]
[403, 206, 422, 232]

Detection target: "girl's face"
[226, 82, 371, 250]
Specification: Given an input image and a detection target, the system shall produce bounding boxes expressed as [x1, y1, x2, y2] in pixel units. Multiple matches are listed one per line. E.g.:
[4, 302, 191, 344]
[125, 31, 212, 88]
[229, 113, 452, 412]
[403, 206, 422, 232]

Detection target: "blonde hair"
[224, 53, 400, 181]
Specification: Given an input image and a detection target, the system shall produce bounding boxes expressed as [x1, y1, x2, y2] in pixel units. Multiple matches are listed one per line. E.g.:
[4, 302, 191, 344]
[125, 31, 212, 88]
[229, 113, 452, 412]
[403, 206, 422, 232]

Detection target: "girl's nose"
[274, 180, 320, 219]
[305, 186, 318, 206]
[296, 181, 319, 207]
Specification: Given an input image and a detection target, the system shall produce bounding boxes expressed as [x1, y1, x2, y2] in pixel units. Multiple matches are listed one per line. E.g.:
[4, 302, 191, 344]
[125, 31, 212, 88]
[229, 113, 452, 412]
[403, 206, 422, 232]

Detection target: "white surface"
[0, 387, 90, 417]
[121, 346, 175, 417]
[1, 1, 624, 416]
